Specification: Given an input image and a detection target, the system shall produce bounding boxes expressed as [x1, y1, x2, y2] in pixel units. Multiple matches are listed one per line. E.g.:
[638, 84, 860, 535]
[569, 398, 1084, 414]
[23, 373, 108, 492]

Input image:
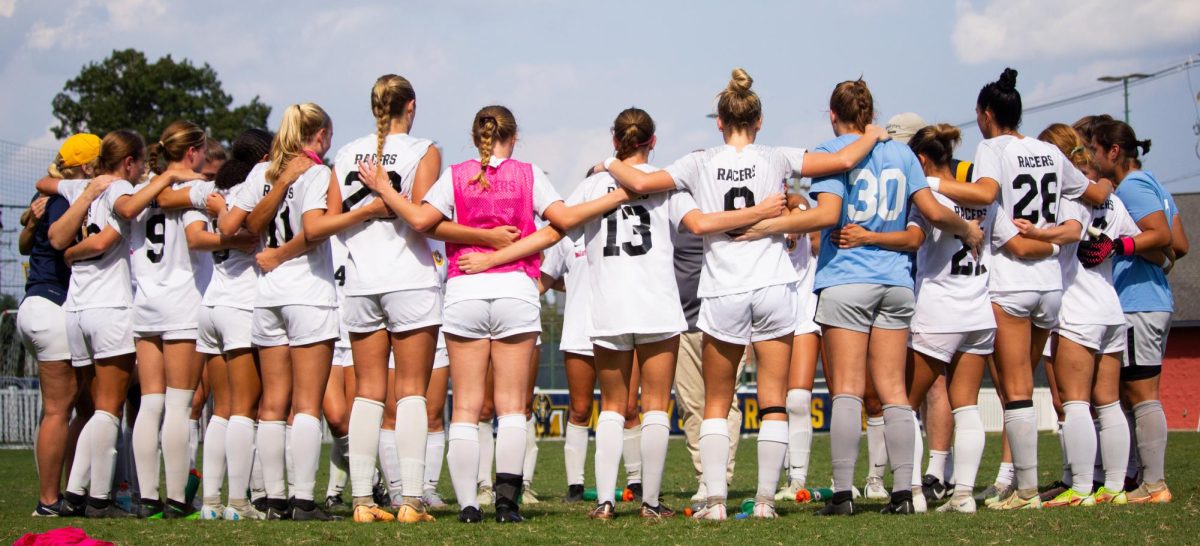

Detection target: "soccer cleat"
[265, 498, 291, 520]
[395, 502, 435, 523]
[422, 489, 448, 509]
[458, 506, 483, 523]
[163, 499, 200, 520]
[881, 498, 915, 515]
[324, 494, 348, 512]
[494, 503, 524, 523]
[814, 498, 855, 516]
[85, 499, 136, 518]
[989, 490, 1042, 510]
[1038, 480, 1069, 502]
[134, 497, 165, 519]
[1126, 482, 1172, 504]
[751, 497, 778, 519]
[689, 482, 708, 511]
[775, 479, 805, 502]
[588, 501, 616, 520]
[199, 504, 224, 520]
[61, 493, 88, 517]
[974, 484, 996, 502]
[1091, 487, 1128, 505]
[626, 482, 643, 502]
[937, 495, 977, 513]
[252, 496, 269, 513]
[372, 481, 391, 508]
[563, 484, 585, 503]
[521, 485, 541, 505]
[222, 503, 266, 520]
[983, 484, 1014, 507]
[1044, 489, 1095, 507]
[477, 485, 494, 506]
[863, 476, 888, 500]
[352, 504, 395, 523]
[691, 499, 727, 521]
[33, 498, 66, 517]
[922, 474, 949, 501]
[292, 498, 342, 521]
[911, 487, 927, 513]
[640, 502, 675, 519]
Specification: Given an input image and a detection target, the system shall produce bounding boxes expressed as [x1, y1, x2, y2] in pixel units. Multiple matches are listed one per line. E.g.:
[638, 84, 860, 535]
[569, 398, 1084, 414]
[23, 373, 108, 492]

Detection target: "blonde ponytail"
[370, 74, 416, 180]
[267, 103, 331, 183]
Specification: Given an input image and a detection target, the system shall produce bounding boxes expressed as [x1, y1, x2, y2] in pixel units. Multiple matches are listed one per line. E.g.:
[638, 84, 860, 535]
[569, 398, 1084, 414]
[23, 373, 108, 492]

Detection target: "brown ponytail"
[1092, 119, 1151, 164]
[470, 105, 517, 190]
[96, 130, 146, 176]
[370, 74, 416, 179]
[829, 78, 875, 132]
[613, 107, 655, 160]
[146, 120, 206, 179]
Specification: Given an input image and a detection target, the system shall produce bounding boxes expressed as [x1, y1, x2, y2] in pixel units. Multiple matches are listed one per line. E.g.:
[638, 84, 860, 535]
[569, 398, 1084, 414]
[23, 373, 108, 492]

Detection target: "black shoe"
[495, 504, 524, 523]
[61, 493, 87, 517]
[815, 492, 856, 516]
[626, 482, 643, 502]
[373, 481, 391, 508]
[922, 474, 948, 501]
[85, 498, 136, 518]
[1038, 480, 1069, 502]
[134, 497, 164, 519]
[324, 494, 348, 512]
[33, 498, 66, 517]
[265, 498, 290, 520]
[1123, 476, 1139, 493]
[290, 497, 342, 521]
[252, 496, 269, 513]
[493, 472, 524, 522]
[563, 484, 585, 503]
[458, 505, 483, 523]
[163, 499, 197, 519]
[881, 498, 915, 514]
[640, 502, 675, 519]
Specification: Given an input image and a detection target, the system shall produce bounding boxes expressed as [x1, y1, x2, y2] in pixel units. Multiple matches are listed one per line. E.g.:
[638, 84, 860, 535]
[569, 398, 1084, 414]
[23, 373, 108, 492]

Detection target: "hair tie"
[637, 137, 653, 147]
[157, 141, 164, 147]
[479, 116, 496, 126]
[1070, 145, 1084, 156]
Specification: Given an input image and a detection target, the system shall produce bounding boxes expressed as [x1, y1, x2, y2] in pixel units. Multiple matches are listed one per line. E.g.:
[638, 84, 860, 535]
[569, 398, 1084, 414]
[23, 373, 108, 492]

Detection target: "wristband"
[603, 157, 618, 171]
[1115, 236, 1136, 256]
[1161, 256, 1173, 271]
[927, 177, 941, 193]
[1049, 243, 1060, 257]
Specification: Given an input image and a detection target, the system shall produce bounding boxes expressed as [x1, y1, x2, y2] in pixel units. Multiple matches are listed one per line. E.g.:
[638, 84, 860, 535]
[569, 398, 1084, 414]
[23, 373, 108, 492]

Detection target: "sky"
[0, 0, 1199, 200]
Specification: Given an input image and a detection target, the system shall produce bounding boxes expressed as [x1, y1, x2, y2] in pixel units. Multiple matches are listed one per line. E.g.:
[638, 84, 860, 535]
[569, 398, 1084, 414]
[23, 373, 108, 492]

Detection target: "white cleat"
[775, 479, 805, 501]
[936, 495, 977, 514]
[864, 477, 888, 500]
[200, 504, 224, 520]
[222, 503, 266, 521]
[752, 498, 778, 519]
[911, 487, 927, 513]
[692, 499, 727, 521]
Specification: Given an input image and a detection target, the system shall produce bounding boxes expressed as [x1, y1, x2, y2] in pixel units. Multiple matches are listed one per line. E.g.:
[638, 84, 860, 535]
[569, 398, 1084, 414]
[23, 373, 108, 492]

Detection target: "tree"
[51, 49, 270, 144]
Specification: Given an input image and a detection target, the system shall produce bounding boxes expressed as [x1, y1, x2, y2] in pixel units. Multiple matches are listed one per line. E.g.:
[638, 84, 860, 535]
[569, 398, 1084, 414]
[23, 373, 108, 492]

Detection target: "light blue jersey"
[811, 135, 928, 291]
[1113, 170, 1175, 313]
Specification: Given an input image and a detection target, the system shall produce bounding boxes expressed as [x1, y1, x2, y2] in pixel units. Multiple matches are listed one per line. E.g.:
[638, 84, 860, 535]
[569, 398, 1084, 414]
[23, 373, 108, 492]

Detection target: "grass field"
[1, 432, 1196, 544]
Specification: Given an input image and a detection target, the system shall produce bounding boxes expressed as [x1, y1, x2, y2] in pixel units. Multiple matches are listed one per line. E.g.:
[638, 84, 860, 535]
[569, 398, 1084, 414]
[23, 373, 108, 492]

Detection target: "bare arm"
[184, 220, 257, 252]
[1012, 219, 1083, 245]
[48, 178, 115, 250]
[1128, 210, 1172, 255]
[540, 187, 632, 232]
[114, 169, 200, 220]
[832, 223, 926, 252]
[427, 221, 521, 249]
[736, 192, 842, 238]
[600, 160, 678, 194]
[456, 226, 565, 275]
[1080, 178, 1114, 207]
[245, 157, 313, 235]
[18, 197, 47, 255]
[355, 160, 446, 232]
[35, 176, 60, 196]
[911, 189, 983, 250]
[1171, 213, 1189, 259]
[679, 193, 787, 235]
[1001, 234, 1056, 260]
[934, 177, 999, 207]
[157, 184, 202, 210]
[797, 125, 890, 177]
[64, 225, 121, 265]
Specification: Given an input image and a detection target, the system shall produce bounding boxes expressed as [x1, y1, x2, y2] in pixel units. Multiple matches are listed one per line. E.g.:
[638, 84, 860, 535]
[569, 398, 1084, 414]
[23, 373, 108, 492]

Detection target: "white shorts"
[1058, 321, 1127, 355]
[66, 307, 135, 366]
[252, 305, 340, 347]
[910, 329, 995, 363]
[442, 298, 541, 340]
[794, 289, 820, 336]
[332, 345, 353, 367]
[991, 290, 1061, 330]
[132, 292, 199, 338]
[433, 346, 449, 370]
[197, 305, 253, 355]
[592, 331, 679, 352]
[18, 296, 73, 363]
[342, 288, 443, 334]
[698, 283, 798, 345]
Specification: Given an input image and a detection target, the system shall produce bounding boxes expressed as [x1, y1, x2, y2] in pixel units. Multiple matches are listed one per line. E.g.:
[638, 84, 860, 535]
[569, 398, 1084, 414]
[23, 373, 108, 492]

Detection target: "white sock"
[88, 410, 121, 499]
[1096, 401, 1130, 491]
[523, 415, 539, 485]
[66, 418, 94, 495]
[564, 422, 589, 487]
[378, 430, 402, 499]
[756, 420, 788, 499]
[395, 396, 428, 498]
[447, 423, 480, 509]
[226, 416, 255, 502]
[911, 415, 924, 488]
[1133, 400, 1168, 484]
[348, 397, 383, 500]
[256, 420, 286, 499]
[622, 426, 642, 485]
[944, 449, 955, 485]
[202, 416, 228, 504]
[1093, 419, 1106, 486]
[289, 413, 322, 501]
[477, 420, 494, 488]
[495, 414, 527, 477]
[785, 388, 812, 484]
[326, 434, 349, 499]
[189, 418, 201, 471]
[1057, 420, 1071, 486]
[640, 411, 670, 507]
[424, 430, 445, 491]
[250, 441, 266, 500]
[1004, 406, 1039, 491]
[699, 418, 730, 501]
[162, 387, 194, 503]
[926, 450, 949, 483]
[951, 406, 985, 496]
[866, 416, 887, 480]
[995, 462, 1015, 488]
[594, 411, 624, 504]
[132, 393, 164, 500]
[284, 425, 294, 493]
[1062, 401, 1096, 495]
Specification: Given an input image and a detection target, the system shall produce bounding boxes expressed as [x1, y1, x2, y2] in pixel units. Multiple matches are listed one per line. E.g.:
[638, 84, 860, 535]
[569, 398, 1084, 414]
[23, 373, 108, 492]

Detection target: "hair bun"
[999, 68, 1018, 91]
[1139, 138, 1152, 156]
[932, 123, 961, 143]
[729, 68, 753, 95]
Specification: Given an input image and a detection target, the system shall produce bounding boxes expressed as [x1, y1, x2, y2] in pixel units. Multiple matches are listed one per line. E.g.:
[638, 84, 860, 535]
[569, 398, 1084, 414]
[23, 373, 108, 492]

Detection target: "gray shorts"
[1121, 311, 1171, 381]
[815, 283, 915, 333]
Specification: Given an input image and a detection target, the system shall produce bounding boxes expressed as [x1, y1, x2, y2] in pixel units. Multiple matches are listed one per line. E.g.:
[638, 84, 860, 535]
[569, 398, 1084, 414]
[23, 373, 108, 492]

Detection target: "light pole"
[1097, 73, 1151, 123]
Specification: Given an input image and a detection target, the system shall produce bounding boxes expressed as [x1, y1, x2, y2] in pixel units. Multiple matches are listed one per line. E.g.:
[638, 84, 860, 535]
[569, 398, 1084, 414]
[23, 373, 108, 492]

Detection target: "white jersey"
[128, 178, 204, 313]
[187, 178, 260, 310]
[577, 165, 688, 336]
[664, 144, 803, 297]
[1058, 195, 1138, 327]
[787, 201, 818, 323]
[232, 163, 335, 308]
[542, 230, 591, 353]
[58, 179, 135, 311]
[332, 133, 439, 295]
[910, 185, 999, 333]
[973, 135, 1089, 292]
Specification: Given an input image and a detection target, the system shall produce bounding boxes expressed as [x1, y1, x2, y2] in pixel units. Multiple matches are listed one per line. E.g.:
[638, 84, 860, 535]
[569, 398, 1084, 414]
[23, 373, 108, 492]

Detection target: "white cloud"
[0, 0, 16, 18]
[516, 126, 612, 195]
[952, 0, 1200, 64]
[1023, 59, 1144, 104]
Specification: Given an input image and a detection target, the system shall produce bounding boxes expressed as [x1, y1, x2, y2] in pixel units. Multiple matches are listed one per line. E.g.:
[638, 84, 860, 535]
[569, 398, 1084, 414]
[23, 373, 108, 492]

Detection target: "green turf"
[1, 432, 1196, 544]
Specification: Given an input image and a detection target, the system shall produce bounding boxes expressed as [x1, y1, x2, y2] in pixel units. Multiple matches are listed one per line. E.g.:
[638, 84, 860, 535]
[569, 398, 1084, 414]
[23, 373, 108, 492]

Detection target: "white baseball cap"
[886, 112, 927, 144]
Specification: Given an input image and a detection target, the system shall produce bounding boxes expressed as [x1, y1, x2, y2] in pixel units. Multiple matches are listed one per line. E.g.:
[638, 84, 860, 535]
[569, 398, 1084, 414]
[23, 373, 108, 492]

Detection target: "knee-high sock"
[699, 418, 730, 501]
[1093, 419, 1105, 485]
[288, 413, 322, 502]
[424, 430, 445, 491]
[951, 406, 985, 496]
[132, 393, 164, 500]
[1004, 403, 1038, 492]
[926, 450, 949, 483]
[1096, 402, 1130, 491]
[202, 416, 228, 504]
[347, 397, 383, 500]
[378, 430, 402, 499]
[477, 420, 494, 487]
[866, 415, 887, 480]
[1062, 401, 1097, 495]
[523, 416, 539, 485]
[189, 418, 201, 471]
[622, 426, 641, 485]
[162, 387, 195, 503]
[256, 421, 286, 499]
[594, 411, 624, 504]
[326, 434, 349, 499]
[226, 416, 255, 502]
[911, 416, 923, 488]
[250, 441, 266, 499]
[284, 425, 295, 494]
[447, 423, 480, 509]
[494, 414, 526, 477]
[883, 405, 916, 495]
[1057, 420, 1071, 486]
[943, 449, 955, 485]
[395, 396, 428, 499]
[756, 420, 788, 499]
[88, 410, 121, 499]
[66, 419, 94, 496]
[640, 411, 670, 507]
[785, 388, 812, 484]
[564, 422, 589, 487]
[831, 395, 864, 493]
[995, 462, 1015, 487]
[1133, 400, 1168, 484]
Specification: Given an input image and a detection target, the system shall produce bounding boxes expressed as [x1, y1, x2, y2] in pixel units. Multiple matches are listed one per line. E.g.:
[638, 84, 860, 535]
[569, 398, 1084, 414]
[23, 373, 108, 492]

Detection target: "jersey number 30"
[847, 169, 907, 223]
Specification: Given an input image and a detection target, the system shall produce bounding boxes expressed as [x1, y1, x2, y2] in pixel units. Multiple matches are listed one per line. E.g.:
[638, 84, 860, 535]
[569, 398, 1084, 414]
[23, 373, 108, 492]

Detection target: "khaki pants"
[673, 330, 743, 484]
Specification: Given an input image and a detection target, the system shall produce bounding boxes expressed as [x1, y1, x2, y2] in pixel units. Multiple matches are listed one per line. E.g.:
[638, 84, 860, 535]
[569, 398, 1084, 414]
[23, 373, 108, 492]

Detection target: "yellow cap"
[58, 133, 102, 167]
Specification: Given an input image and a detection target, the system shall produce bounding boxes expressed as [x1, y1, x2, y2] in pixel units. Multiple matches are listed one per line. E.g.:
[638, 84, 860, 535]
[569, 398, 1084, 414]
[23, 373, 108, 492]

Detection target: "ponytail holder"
[1069, 145, 1084, 156]
[157, 141, 164, 148]
[303, 150, 322, 164]
[479, 116, 496, 126]
[637, 137, 654, 147]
